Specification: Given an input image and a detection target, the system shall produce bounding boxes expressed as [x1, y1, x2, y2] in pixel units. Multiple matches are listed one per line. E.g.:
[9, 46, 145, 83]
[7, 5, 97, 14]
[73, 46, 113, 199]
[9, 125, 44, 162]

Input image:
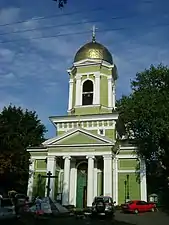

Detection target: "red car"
[121, 200, 156, 214]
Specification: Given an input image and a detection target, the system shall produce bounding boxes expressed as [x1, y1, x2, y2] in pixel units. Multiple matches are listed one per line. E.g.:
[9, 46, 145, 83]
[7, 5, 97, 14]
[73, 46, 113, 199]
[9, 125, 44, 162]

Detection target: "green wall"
[118, 159, 140, 170]
[35, 159, 47, 170]
[118, 173, 140, 204]
[100, 75, 108, 107]
[33, 172, 46, 197]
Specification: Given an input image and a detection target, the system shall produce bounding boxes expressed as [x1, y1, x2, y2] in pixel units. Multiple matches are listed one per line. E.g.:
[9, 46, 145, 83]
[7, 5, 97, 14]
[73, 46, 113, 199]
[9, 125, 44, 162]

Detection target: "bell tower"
[67, 29, 118, 116]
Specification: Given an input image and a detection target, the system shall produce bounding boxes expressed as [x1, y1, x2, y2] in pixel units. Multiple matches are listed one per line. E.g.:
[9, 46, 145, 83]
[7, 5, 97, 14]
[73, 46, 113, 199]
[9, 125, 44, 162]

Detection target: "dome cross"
[92, 25, 98, 42]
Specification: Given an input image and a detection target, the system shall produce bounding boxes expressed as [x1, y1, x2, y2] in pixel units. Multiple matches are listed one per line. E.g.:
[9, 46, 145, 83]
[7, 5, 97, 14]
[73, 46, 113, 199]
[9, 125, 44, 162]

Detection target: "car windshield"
[94, 197, 111, 203]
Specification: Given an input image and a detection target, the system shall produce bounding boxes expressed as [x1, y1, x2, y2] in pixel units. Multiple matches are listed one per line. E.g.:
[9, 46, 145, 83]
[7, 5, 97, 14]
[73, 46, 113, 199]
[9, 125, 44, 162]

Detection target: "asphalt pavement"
[1, 210, 169, 225]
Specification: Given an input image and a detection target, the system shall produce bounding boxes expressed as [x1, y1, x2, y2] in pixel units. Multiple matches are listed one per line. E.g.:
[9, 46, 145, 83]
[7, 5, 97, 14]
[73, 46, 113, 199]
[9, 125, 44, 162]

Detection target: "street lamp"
[124, 180, 127, 203]
[126, 174, 130, 201]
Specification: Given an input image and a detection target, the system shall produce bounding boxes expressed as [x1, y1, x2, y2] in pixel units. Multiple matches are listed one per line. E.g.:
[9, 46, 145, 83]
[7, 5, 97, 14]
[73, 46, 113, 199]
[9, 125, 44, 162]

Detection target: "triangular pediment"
[73, 59, 102, 67]
[43, 128, 114, 146]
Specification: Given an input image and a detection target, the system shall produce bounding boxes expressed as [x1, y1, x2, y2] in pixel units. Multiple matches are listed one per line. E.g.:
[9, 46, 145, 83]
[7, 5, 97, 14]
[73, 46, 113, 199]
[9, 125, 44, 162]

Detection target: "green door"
[76, 170, 87, 208]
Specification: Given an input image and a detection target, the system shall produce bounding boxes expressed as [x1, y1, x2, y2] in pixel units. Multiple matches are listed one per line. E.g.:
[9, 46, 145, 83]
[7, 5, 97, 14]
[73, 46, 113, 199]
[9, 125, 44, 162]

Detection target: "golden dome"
[74, 41, 113, 64]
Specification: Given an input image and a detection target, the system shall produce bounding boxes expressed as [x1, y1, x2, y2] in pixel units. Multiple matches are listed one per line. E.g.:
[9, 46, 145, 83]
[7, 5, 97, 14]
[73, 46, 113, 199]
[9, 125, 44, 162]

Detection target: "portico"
[28, 151, 115, 207]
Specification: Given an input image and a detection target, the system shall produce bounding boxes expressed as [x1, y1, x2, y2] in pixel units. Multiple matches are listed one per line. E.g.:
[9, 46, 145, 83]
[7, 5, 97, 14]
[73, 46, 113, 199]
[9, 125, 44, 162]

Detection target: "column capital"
[86, 155, 95, 160]
[94, 72, 100, 78]
[76, 74, 81, 80]
[47, 155, 56, 161]
[103, 154, 112, 160]
[107, 76, 112, 81]
[69, 79, 74, 83]
[63, 155, 71, 160]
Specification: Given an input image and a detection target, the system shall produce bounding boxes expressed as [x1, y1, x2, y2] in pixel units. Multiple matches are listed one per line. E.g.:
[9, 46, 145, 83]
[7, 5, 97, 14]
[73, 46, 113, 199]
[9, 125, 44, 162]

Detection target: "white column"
[113, 158, 118, 204]
[86, 156, 95, 207]
[108, 77, 113, 108]
[75, 76, 81, 106]
[62, 156, 71, 205]
[140, 159, 147, 201]
[112, 84, 116, 109]
[69, 159, 77, 206]
[94, 160, 98, 197]
[27, 158, 35, 200]
[103, 154, 113, 196]
[45, 156, 56, 199]
[94, 73, 100, 105]
[68, 79, 74, 110]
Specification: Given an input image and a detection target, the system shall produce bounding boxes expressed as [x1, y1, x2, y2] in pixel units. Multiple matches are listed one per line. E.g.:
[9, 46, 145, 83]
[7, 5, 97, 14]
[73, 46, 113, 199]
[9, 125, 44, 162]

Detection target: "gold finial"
[92, 25, 98, 42]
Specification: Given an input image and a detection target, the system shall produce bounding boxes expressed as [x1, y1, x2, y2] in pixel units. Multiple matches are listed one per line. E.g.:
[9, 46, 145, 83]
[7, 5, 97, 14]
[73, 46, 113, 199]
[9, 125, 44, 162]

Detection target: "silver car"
[91, 196, 115, 218]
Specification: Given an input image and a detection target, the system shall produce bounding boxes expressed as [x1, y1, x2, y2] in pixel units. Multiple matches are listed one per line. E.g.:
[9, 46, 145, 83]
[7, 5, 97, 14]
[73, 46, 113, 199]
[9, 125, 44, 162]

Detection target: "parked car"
[121, 200, 157, 214]
[0, 198, 18, 221]
[91, 196, 115, 218]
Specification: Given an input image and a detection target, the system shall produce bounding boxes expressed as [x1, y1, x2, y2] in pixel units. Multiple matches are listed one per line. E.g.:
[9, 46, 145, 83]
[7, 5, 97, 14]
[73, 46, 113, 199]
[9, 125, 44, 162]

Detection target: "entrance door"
[76, 168, 87, 208]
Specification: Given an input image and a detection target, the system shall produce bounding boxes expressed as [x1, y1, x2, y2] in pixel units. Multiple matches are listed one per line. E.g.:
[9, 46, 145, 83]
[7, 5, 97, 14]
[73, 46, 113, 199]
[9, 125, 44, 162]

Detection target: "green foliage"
[0, 104, 47, 192]
[117, 64, 169, 188]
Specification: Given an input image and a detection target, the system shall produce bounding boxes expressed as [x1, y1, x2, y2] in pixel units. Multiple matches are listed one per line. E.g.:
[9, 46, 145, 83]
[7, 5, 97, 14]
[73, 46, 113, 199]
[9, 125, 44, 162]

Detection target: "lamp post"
[124, 180, 127, 203]
[126, 174, 130, 201]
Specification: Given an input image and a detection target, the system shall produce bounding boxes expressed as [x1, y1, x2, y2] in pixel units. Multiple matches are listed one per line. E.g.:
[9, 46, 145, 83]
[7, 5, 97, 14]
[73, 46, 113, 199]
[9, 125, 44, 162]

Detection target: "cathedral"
[27, 29, 147, 208]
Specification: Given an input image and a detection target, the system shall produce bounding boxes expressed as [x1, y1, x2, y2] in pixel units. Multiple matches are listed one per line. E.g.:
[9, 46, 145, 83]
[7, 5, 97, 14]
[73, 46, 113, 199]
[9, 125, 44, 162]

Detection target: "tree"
[0, 105, 47, 193]
[117, 64, 169, 195]
[53, 0, 67, 8]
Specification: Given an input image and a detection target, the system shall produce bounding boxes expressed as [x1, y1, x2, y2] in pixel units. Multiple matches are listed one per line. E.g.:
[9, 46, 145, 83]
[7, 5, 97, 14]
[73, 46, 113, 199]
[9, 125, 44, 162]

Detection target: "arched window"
[82, 80, 93, 105]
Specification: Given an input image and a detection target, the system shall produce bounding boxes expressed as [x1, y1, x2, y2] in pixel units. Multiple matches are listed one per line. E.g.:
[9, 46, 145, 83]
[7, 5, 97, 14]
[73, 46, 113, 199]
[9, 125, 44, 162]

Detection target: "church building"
[27, 29, 147, 208]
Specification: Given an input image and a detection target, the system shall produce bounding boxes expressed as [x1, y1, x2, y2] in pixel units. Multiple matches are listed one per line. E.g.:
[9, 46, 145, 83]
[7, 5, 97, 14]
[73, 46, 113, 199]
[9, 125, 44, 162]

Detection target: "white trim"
[108, 77, 113, 108]
[48, 143, 114, 147]
[140, 159, 147, 201]
[117, 155, 138, 159]
[75, 76, 81, 106]
[69, 160, 77, 206]
[45, 156, 56, 198]
[115, 158, 118, 204]
[120, 146, 137, 150]
[30, 156, 47, 159]
[48, 151, 112, 157]
[27, 159, 35, 200]
[94, 72, 100, 104]
[112, 84, 116, 109]
[81, 78, 96, 105]
[118, 170, 139, 173]
[27, 149, 47, 152]
[74, 104, 100, 108]
[50, 113, 119, 124]
[35, 169, 46, 172]
[87, 156, 94, 207]
[58, 125, 115, 132]
[73, 59, 114, 68]
[94, 161, 98, 197]
[68, 79, 74, 110]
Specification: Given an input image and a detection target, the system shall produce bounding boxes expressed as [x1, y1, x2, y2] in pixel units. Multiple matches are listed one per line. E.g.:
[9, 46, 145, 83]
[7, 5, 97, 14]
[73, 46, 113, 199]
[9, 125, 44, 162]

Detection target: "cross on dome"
[92, 25, 98, 42]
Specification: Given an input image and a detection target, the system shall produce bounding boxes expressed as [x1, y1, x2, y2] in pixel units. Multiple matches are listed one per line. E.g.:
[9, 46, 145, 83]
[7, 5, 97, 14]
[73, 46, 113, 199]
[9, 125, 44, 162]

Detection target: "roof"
[74, 41, 113, 64]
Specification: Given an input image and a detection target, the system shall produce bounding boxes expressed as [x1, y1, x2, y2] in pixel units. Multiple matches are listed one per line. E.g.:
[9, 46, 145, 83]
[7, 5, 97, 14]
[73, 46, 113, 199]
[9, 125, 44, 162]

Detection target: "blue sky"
[0, 0, 169, 138]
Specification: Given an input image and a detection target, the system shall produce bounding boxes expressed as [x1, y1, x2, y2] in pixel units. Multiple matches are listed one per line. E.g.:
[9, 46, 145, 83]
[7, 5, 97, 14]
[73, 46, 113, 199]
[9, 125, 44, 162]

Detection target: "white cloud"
[0, 7, 20, 24]
[0, 4, 169, 137]
[0, 48, 15, 62]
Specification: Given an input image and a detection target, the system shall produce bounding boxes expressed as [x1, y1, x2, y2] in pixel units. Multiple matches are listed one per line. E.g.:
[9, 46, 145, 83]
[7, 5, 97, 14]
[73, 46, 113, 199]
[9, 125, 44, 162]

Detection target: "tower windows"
[82, 80, 93, 105]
